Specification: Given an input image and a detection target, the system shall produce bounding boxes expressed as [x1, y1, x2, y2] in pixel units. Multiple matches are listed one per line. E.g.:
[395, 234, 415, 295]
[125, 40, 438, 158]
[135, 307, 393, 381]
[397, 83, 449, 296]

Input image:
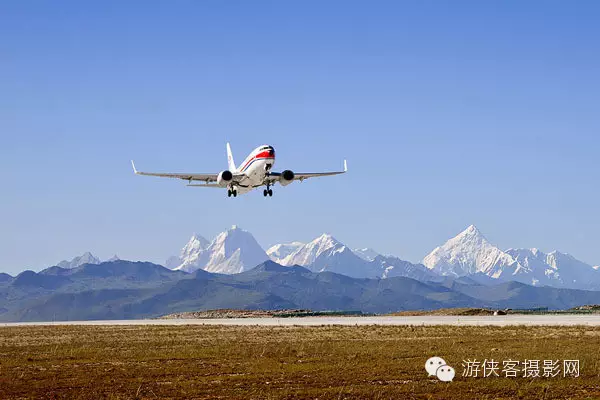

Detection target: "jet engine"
[217, 170, 233, 187]
[279, 170, 295, 186]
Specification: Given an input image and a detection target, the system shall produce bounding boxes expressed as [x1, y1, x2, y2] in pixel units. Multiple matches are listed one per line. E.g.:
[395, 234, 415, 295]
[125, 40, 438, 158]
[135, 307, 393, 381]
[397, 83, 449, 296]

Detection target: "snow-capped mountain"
[376, 255, 438, 281]
[275, 234, 429, 279]
[106, 255, 120, 262]
[266, 242, 304, 264]
[57, 252, 101, 269]
[422, 225, 526, 280]
[506, 248, 600, 289]
[275, 234, 377, 278]
[279, 234, 341, 267]
[174, 226, 269, 274]
[166, 234, 210, 269]
[422, 225, 600, 289]
[353, 248, 380, 262]
[310, 243, 382, 278]
[181, 234, 210, 260]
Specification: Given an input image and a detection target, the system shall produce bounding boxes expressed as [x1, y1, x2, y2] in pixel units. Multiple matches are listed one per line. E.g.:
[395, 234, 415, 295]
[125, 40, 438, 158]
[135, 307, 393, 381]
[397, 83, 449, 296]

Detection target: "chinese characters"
[461, 359, 579, 378]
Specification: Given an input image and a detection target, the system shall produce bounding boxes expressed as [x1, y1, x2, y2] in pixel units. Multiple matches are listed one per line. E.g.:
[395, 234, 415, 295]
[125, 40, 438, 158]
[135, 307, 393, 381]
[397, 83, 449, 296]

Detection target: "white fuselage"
[233, 145, 275, 194]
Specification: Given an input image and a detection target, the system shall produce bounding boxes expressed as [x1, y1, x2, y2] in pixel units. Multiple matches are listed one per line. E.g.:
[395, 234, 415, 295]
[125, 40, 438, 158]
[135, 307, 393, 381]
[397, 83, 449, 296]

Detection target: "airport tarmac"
[2, 315, 600, 327]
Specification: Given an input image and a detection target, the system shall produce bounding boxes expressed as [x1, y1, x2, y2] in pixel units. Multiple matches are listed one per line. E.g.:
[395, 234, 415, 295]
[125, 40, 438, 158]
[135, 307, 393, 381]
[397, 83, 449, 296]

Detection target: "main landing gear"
[263, 184, 273, 197]
[227, 189, 237, 197]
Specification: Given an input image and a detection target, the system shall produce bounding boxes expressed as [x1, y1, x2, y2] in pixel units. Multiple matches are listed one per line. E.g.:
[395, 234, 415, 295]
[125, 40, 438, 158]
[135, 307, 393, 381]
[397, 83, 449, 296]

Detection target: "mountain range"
[4, 259, 600, 322]
[1, 224, 598, 321]
[47, 224, 600, 291]
[157, 224, 599, 290]
[57, 252, 120, 269]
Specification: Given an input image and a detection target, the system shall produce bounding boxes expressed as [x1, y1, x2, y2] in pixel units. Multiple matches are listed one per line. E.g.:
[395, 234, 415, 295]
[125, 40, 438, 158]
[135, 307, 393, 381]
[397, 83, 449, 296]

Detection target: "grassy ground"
[1, 325, 599, 399]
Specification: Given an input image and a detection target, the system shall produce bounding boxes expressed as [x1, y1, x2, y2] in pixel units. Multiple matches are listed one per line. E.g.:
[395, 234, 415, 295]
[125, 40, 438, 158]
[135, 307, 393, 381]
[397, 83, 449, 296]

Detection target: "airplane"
[131, 143, 347, 197]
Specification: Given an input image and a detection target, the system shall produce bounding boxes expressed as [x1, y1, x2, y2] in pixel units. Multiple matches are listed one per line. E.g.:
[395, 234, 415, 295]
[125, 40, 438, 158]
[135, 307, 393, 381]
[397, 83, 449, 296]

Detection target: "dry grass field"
[1, 324, 599, 399]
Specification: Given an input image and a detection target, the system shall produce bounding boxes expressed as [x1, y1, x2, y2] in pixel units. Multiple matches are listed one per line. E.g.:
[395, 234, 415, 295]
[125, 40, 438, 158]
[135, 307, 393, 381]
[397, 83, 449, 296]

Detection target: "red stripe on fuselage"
[240, 151, 275, 172]
[255, 151, 274, 159]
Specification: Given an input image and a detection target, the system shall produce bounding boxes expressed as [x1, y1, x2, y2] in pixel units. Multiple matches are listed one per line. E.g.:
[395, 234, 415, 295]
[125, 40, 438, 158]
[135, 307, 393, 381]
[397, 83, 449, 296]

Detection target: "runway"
[2, 315, 600, 327]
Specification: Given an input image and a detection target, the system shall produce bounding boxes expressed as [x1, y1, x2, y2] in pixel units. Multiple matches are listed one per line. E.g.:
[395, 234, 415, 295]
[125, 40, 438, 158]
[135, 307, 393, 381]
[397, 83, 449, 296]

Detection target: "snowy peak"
[506, 248, 599, 288]
[267, 242, 305, 264]
[181, 234, 210, 260]
[376, 255, 437, 281]
[463, 224, 481, 236]
[423, 225, 522, 278]
[353, 248, 380, 262]
[57, 252, 101, 269]
[505, 248, 549, 269]
[190, 233, 210, 248]
[424, 224, 600, 289]
[454, 224, 485, 243]
[276, 233, 387, 277]
[282, 233, 385, 278]
[546, 251, 578, 269]
[165, 233, 210, 270]
[174, 226, 269, 274]
[279, 233, 343, 267]
[507, 248, 579, 269]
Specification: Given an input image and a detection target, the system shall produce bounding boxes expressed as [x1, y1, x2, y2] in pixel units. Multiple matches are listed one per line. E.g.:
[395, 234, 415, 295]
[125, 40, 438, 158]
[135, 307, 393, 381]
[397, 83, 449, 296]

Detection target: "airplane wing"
[131, 160, 243, 183]
[268, 160, 347, 183]
[186, 183, 222, 188]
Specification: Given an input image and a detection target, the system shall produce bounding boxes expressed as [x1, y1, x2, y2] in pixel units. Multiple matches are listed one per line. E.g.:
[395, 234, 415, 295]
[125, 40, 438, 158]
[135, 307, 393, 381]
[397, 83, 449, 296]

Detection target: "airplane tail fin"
[226, 142, 237, 172]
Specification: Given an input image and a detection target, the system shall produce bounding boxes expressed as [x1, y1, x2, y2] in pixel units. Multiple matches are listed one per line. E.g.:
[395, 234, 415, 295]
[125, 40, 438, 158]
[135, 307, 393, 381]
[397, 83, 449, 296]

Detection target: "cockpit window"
[261, 146, 275, 156]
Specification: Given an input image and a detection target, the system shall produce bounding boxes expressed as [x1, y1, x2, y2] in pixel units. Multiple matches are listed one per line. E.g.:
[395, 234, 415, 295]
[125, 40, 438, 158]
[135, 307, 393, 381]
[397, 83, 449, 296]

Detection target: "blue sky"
[1, 1, 599, 274]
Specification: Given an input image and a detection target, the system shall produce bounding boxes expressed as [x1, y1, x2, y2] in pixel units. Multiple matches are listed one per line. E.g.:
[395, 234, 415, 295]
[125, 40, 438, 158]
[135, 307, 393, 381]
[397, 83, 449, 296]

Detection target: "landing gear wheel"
[268, 189, 273, 197]
[232, 190, 237, 197]
[263, 189, 268, 197]
[227, 190, 232, 197]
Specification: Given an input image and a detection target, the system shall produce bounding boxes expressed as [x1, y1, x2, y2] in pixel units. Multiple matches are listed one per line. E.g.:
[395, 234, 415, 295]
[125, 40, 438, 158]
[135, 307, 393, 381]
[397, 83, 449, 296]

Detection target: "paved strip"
[2, 315, 600, 327]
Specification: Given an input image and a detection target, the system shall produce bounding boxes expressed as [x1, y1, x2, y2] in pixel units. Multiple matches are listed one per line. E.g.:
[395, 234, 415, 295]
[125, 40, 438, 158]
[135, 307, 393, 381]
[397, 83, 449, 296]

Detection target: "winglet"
[343, 159, 348, 172]
[131, 160, 139, 174]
